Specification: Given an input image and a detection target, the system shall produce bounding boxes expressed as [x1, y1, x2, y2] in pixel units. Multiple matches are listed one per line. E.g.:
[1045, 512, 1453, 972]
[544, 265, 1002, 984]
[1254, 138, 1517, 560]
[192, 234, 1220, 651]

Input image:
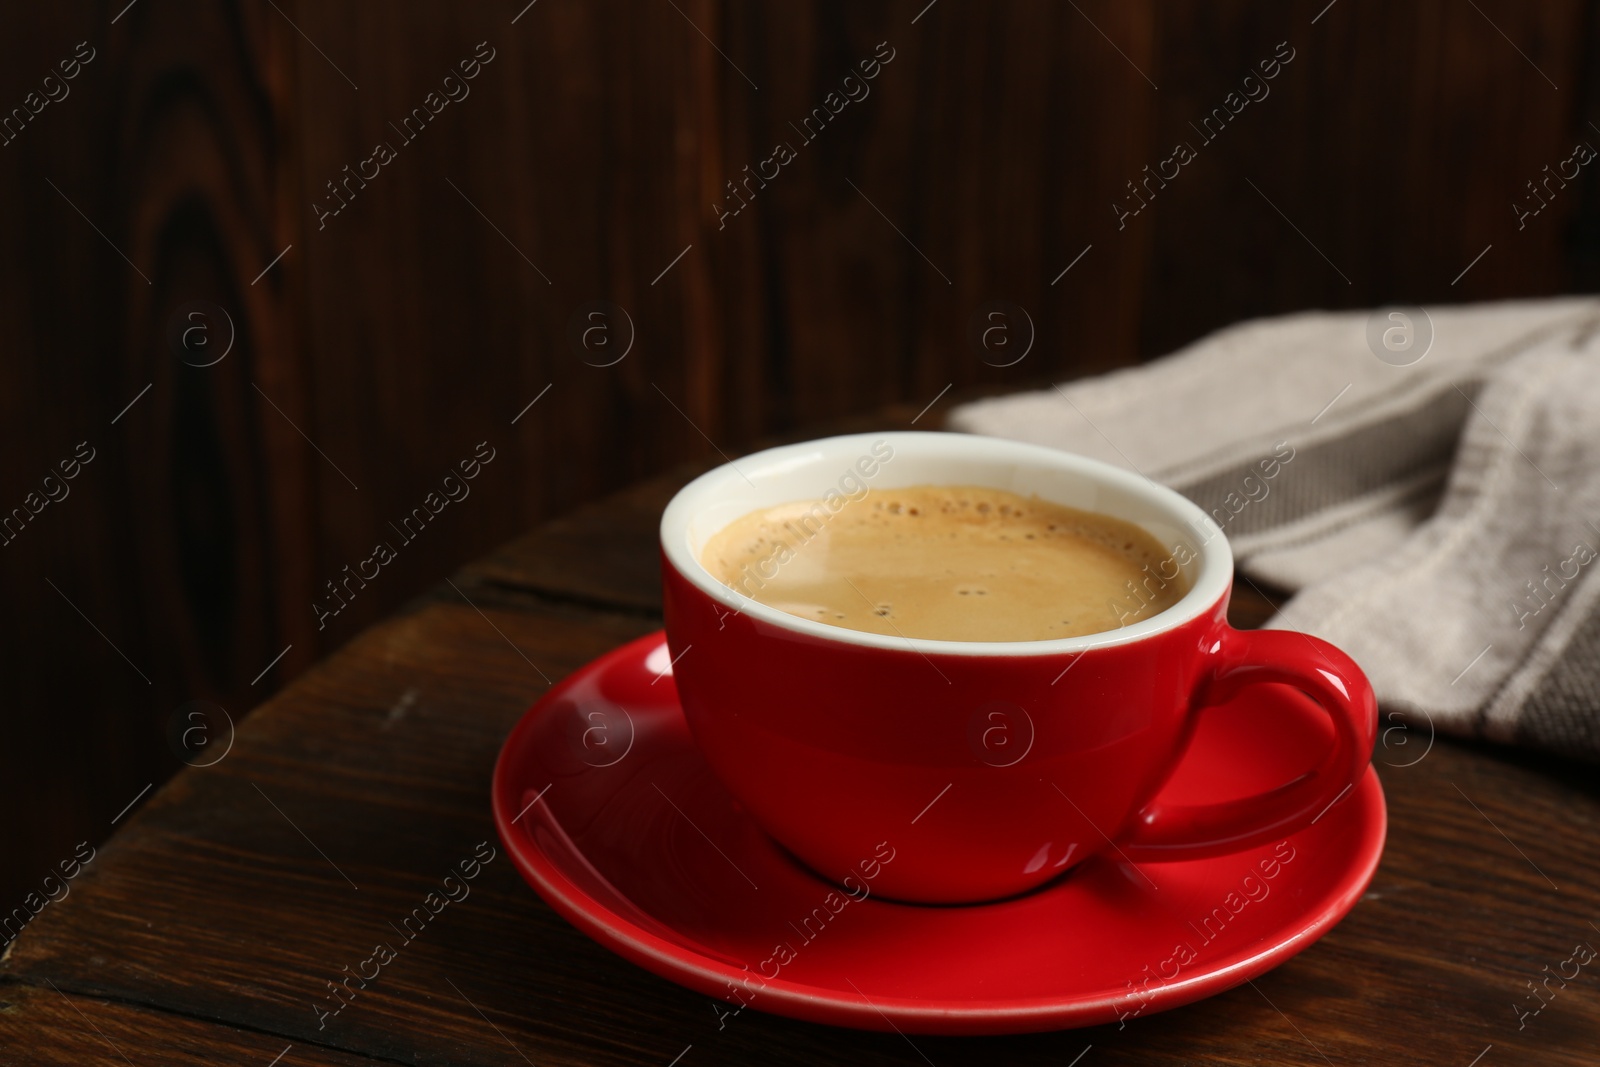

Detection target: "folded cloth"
[949, 296, 1600, 761]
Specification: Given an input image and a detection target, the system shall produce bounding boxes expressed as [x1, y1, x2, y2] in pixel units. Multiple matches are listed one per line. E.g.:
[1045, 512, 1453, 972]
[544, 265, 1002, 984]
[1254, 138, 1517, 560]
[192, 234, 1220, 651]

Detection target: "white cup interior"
[660, 431, 1234, 657]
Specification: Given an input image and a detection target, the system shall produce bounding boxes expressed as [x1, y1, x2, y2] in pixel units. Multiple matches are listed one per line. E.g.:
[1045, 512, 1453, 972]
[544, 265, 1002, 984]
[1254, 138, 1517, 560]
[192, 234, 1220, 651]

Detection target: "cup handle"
[1121, 627, 1377, 861]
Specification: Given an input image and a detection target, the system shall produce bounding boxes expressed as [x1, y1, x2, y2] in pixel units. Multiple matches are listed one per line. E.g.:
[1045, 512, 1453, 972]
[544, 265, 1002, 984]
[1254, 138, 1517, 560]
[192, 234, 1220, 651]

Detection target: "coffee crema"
[700, 484, 1187, 642]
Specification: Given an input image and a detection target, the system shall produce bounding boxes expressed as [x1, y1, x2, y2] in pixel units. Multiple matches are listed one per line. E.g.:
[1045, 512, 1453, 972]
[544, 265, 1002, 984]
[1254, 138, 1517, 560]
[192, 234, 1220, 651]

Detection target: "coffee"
[700, 484, 1186, 642]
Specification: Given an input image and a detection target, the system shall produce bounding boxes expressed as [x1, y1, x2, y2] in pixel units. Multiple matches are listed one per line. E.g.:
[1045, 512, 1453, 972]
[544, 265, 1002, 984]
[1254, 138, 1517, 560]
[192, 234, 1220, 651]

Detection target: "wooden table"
[5, 444, 1599, 1066]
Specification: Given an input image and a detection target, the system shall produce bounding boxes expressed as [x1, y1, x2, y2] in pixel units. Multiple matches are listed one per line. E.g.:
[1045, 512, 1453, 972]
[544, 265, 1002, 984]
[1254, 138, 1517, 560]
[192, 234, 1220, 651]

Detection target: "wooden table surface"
[5, 428, 1600, 1066]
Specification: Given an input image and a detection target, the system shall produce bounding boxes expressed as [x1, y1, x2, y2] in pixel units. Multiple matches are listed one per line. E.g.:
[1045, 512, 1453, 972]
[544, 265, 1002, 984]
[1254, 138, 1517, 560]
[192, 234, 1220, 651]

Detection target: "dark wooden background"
[1, 0, 1594, 910]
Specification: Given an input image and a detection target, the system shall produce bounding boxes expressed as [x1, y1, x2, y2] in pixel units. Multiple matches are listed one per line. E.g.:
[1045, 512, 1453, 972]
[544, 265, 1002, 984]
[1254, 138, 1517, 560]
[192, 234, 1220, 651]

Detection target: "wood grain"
[6, 0, 1600, 1042]
[1135, 0, 1591, 356]
[0, 0, 314, 914]
[5, 458, 1600, 1064]
[0, 982, 375, 1067]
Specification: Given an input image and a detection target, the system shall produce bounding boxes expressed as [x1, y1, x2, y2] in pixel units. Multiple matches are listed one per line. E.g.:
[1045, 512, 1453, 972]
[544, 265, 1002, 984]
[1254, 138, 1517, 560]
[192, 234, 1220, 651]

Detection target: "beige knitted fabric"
[949, 297, 1600, 760]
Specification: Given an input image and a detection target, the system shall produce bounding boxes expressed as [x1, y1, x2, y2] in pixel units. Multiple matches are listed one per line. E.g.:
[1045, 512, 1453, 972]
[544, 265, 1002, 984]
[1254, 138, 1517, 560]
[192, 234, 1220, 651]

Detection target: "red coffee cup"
[660, 432, 1376, 904]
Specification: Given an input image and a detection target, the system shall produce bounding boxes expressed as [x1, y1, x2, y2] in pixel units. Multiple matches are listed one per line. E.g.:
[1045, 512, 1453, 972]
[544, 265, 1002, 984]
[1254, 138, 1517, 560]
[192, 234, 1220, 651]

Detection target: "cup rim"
[659, 431, 1234, 658]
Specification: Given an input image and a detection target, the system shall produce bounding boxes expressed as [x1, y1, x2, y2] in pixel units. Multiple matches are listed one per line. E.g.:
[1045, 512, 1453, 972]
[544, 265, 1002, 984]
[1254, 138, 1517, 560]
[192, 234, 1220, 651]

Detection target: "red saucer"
[492, 631, 1386, 1035]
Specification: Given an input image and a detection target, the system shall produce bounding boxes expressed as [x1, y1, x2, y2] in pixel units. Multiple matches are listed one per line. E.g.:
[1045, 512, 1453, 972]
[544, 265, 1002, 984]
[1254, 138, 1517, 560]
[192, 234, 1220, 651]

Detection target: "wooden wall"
[1, 0, 1594, 906]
